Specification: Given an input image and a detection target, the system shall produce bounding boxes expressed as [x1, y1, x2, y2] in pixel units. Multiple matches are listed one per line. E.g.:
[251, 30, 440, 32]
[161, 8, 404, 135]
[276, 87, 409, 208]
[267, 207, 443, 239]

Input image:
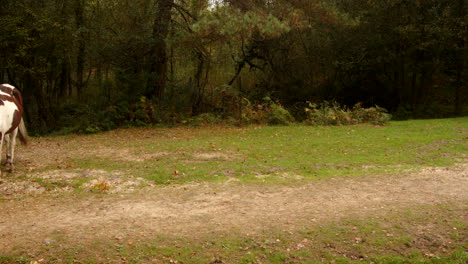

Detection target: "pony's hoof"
[4, 163, 14, 173]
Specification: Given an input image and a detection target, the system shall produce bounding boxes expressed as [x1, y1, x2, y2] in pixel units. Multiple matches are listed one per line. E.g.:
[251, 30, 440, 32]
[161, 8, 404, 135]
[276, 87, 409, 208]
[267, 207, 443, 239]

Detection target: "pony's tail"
[18, 119, 28, 145]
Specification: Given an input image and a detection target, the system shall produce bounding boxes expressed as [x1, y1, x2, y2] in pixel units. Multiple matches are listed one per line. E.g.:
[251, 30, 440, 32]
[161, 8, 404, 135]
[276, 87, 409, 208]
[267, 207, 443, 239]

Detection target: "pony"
[0, 84, 28, 172]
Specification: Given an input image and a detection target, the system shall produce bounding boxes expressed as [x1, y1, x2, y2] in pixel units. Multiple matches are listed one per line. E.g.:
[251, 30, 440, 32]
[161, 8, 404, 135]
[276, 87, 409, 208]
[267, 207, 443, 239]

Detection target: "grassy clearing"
[1, 118, 465, 263]
[55, 117, 468, 186]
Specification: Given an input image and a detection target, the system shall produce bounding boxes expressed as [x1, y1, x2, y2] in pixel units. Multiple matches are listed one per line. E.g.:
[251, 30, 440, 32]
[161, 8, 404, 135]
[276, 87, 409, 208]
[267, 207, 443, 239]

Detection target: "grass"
[59, 117, 467, 185]
[12, 118, 465, 197]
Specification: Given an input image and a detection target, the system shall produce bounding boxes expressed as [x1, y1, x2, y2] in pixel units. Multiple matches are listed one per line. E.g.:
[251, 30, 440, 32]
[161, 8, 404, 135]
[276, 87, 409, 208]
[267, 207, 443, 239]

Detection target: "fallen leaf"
[94, 181, 109, 191]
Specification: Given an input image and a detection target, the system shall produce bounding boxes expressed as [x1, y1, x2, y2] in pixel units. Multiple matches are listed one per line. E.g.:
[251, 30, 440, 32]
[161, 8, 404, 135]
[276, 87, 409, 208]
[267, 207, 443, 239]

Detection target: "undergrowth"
[53, 98, 393, 135]
[305, 101, 392, 126]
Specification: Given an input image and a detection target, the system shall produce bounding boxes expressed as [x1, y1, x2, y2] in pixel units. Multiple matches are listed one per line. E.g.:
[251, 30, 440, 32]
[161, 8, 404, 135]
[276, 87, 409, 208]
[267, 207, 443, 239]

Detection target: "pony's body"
[0, 84, 27, 172]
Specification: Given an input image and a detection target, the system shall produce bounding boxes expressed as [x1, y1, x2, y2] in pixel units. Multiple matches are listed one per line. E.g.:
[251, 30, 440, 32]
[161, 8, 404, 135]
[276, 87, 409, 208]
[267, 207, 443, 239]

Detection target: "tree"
[147, 0, 175, 101]
[75, 0, 86, 98]
[0, 0, 465, 134]
[191, 5, 291, 86]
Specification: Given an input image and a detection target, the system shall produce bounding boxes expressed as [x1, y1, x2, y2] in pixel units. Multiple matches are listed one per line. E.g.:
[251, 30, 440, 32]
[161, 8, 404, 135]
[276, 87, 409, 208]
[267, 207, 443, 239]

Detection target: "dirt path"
[0, 164, 466, 251]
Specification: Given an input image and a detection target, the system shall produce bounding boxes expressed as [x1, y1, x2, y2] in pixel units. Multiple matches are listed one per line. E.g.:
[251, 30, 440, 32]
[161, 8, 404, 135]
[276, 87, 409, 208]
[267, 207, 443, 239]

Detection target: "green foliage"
[1, 0, 466, 136]
[187, 112, 223, 126]
[96, 97, 156, 129]
[192, 6, 291, 41]
[242, 97, 295, 125]
[266, 101, 296, 125]
[305, 101, 391, 126]
[350, 103, 392, 125]
[320, 1, 361, 27]
[55, 97, 157, 135]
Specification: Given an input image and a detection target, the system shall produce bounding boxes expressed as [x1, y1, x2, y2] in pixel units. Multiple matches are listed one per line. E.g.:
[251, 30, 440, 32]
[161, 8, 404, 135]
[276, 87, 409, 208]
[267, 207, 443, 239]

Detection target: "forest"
[0, 0, 466, 135]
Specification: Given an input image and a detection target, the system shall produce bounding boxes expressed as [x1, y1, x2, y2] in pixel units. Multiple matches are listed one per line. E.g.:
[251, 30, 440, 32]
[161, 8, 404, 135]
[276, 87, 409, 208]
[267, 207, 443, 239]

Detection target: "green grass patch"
[64, 118, 467, 185]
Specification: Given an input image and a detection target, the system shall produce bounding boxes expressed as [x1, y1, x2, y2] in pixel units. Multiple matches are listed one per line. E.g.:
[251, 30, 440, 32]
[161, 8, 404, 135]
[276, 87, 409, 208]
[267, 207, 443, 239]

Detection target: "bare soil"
[0, 163, 466, 253]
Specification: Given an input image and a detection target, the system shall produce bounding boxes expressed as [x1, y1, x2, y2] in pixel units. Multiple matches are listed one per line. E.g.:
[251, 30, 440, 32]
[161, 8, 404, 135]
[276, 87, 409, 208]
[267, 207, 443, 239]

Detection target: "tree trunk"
[58, 61, 70, 99]
[147, 0, 174, 102]
[228, 60, 245, 86]
[75, 0, 85, 99]
[23, 71, 53, 131]
[454, 0, 465, 115]
[191, 52, 205, 115]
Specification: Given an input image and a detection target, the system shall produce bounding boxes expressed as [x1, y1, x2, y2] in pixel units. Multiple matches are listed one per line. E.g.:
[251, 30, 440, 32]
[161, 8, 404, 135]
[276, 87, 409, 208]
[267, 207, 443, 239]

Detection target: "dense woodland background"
[0, 0, 466, 135]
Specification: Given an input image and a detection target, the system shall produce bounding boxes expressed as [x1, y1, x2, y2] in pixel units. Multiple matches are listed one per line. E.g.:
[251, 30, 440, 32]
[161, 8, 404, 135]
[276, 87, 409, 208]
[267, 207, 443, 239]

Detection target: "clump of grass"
[0, 255, 30, 264]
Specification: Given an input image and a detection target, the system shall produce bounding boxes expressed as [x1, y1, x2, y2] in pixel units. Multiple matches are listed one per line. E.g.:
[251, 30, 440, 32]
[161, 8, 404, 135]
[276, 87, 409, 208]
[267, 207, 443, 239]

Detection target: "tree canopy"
[0, 0, 466, 134]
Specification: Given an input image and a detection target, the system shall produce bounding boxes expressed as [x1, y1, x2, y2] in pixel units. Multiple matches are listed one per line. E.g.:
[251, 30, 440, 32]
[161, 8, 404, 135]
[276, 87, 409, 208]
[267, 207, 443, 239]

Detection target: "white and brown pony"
[0, 84, 28, 172]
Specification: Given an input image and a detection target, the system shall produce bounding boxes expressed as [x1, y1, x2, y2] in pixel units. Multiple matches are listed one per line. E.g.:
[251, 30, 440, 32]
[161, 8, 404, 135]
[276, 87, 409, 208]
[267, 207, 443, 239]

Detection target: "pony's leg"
[5, 129, 17, 172]
[0, 133, 3, 174]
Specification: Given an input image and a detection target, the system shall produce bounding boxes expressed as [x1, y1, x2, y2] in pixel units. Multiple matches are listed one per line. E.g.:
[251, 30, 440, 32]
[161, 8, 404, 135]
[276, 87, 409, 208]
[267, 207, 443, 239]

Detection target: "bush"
[305, 101, 391, 126]
[350, 103, 392, 125]
[241, 97, 295, 125]
[186, 112, 222, 126]
[54, 103, 98, 135]
[54, 97, 157, 134]
[266, 102, 295, 125]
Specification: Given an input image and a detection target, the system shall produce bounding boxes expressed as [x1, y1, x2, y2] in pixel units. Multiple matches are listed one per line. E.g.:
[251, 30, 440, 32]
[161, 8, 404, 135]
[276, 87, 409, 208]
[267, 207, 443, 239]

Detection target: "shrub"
[241, 97, 295, 125]
[54, 103, 98, 135]
[96, 97, 156, 129]
[266, 102, 296, 125]
[350, 103, 392, 125]
[187, 112, 222, 126]
[54, 97, 157, 134]
[305, 101, 391, 126]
